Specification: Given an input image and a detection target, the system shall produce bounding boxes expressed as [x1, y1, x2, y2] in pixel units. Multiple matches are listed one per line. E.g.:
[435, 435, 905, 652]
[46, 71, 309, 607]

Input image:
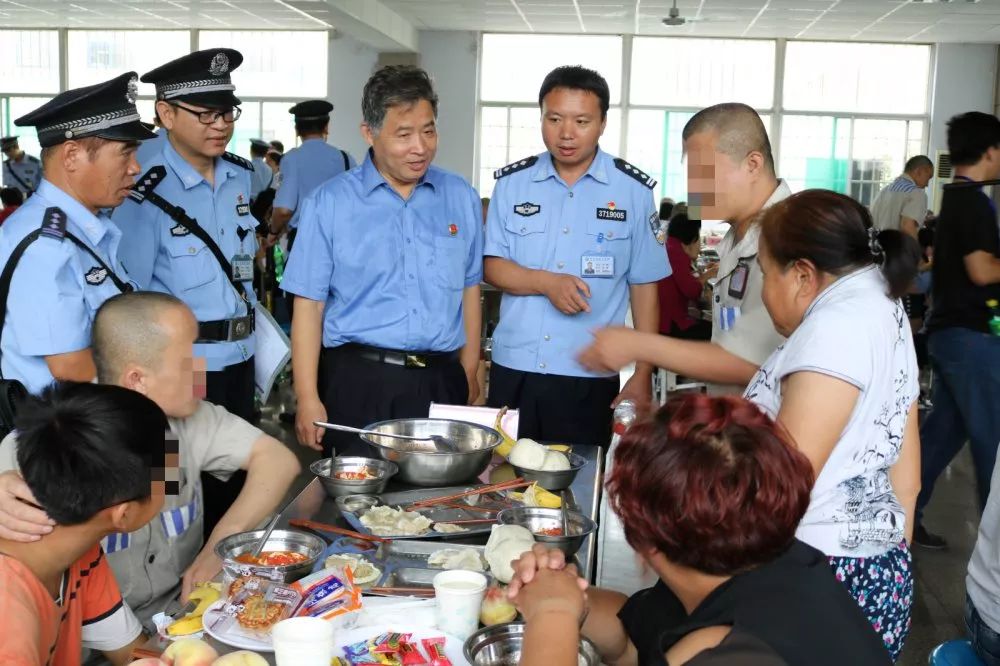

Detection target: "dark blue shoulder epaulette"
[613, 158, 657, 189]
[40, 207, 66, 239]
[494, 156, 538, 180]
[129, 166, 167, 204]
[221, 152, 253, 171]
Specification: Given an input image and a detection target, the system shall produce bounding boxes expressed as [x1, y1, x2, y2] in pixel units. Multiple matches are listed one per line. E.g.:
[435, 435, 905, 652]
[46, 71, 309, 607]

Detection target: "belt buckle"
[404, 354, 427, 369]
[230, 317, 250, 342]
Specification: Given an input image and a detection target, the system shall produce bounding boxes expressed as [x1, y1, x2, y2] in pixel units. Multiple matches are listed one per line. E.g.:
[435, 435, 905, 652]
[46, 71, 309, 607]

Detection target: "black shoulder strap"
[129, 167, 250, 313]
[613, 158, 657, 189]
[494, 156, 538, 180]
[4, 161, 34, 195]
[341, 149, 350, 172]
[221, 152, 253, 171]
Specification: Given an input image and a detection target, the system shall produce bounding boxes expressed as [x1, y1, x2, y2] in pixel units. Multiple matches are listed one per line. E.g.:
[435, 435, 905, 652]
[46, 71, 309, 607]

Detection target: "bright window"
[477, 106, 621, 198]
[67, 31, 190, 89]
[0, 97, 54, 158]
[630, 38, 776, 109]
[480, 34, 623, 104]
[261, 101, 301, 155]
[783, 42, 931, 115]
[0, 31, 60, 94]
[227, 102, 262, 157]
[199, 31, 328, 98]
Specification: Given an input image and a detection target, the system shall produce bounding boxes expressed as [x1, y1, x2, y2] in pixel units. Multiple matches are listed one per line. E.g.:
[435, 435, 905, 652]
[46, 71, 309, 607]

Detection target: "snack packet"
[421, 637, 453, 666]
[290, 564, 363, 621]
[207, 576, 301, 643]
[398, 641, 429, 665]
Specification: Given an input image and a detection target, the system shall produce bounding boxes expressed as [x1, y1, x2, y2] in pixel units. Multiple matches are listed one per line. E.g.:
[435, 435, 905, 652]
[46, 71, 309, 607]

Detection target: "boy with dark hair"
[915, 111, 1000, 551]
[0, 382, 168, 665]
[0, 185, 24, 225]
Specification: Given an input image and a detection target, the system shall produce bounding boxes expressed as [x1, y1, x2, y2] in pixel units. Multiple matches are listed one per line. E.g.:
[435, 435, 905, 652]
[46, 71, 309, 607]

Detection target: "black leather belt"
[337, 343, 459, 368]
[197, 312, 255, 342]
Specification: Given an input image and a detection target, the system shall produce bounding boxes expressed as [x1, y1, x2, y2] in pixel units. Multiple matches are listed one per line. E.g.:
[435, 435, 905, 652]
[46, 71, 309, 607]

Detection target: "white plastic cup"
[272, 616, 335, 666]
[432, 569, 488, 640]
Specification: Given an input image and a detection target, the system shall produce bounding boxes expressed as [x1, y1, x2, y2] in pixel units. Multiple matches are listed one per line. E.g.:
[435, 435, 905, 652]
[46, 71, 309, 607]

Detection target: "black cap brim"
[94, 121, 158, 144]
[171, 90, 242, 109]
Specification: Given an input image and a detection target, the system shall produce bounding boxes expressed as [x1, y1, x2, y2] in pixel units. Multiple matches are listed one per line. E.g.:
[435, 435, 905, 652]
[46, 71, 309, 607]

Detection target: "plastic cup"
[432, 569, 488, 640]
[272, 616, 335, 666]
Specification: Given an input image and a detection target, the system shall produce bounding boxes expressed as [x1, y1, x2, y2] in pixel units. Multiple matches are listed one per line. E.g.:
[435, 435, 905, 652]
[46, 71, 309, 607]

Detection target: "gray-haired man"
[282, 65, 484, 458]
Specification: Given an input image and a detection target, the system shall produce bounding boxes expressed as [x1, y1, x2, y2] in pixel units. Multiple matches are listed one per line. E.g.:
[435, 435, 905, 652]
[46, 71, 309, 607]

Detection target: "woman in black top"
[507, 394, 891, 665]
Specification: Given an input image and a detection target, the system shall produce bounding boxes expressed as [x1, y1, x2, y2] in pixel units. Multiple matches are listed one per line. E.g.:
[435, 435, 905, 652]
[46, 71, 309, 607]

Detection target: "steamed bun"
[540, 450, 571, 471]
[508, 438, 547, 470]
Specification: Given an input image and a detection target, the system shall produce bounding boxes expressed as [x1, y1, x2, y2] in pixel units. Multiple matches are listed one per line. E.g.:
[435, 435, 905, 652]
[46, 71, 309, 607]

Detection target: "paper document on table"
[428, 403, 519, 439]
[253, 302, 290, 403]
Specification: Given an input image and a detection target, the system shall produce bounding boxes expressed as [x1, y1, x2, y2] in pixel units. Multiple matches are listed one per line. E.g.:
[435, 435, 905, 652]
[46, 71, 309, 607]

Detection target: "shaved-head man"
[0, 291, 301, 629]
[682, 103, 790, 392]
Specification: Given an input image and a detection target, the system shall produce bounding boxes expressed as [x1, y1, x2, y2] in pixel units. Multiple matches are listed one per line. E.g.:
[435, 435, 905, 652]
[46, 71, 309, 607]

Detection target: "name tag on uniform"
[581, 254, 614, 278]
[728, 260, 750, 300]
[719, 305, 742, 331]
[231, 254, 254, 281]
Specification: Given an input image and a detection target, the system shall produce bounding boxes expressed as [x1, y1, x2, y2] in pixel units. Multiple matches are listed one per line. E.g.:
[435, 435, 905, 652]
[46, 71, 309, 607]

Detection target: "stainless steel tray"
[312, 537, 489, 593]
[334, 485, 521, 540]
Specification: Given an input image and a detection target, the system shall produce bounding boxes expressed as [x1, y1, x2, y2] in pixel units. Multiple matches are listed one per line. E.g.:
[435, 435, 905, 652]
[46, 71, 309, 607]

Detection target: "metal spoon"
[560, 490, 572, 537]
[250, 512, 282, 559]
[313, 421, 459, 453]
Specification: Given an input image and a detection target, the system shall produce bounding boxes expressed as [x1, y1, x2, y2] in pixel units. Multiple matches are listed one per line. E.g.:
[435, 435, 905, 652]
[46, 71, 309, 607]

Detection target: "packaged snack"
[291, 565, 364, 622]
[373, 632, 412, 654]
[398, 641, 429, 665]
[207, 577, 301, 643]
[331, 658, 351, 666]
[421, 637, 453, 666]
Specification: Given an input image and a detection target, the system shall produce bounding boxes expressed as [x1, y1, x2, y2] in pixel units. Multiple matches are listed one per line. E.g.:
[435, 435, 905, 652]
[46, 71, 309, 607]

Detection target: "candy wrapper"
[421, 637, 453, 666]
[398, 641, 429, 665]
[290, 564, 363, 622]
[221, 558, 288, 586]
[341, 633, 432, 666]
[207, 576, 301, 643]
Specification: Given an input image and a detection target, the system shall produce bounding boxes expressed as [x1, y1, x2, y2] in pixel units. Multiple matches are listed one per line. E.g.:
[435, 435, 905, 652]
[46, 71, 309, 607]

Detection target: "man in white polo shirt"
[870, 155, 933, 238]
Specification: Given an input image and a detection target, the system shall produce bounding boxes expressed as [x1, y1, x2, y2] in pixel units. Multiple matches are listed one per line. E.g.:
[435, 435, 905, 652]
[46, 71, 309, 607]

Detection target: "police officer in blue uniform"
[0, 72, 150, 394]
[484, 66, 669, 446]
[283, 66, 484, 458]
[249, 138, 274, 201]
[111, 48, 256, 538]
[1, 136, 43, 197]
[269, 100, 355, 319]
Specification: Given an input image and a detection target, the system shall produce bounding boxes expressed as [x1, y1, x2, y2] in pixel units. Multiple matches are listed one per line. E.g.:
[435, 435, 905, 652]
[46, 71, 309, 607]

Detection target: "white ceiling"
[0, 0, 999, 44]
[382, 0, 1000, 43]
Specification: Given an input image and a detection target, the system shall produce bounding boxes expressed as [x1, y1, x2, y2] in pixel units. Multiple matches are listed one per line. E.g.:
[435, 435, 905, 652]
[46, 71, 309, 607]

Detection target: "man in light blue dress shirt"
[0, 72, 150, 394]
[248, 138, 274, 201]
[484, 66, 669, 446]
[282, 66, 483, 457]
[1, 136, 42, 197]
[110, 48, 256, 539]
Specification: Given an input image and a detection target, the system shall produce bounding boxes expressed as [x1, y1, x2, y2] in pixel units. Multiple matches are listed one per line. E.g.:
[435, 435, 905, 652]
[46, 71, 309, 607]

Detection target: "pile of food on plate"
[335, 468, 377, 480]
[333, 632, 452, 666]
[324, 552, 383, 586]
[233, 550, 310, 566]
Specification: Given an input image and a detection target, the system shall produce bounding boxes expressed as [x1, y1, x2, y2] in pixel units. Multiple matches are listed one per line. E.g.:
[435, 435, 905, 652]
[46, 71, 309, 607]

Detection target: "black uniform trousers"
[202, 356, 254, 540]
[487, 362, 619, 446]
[319, 346, 468, 458]
[283, 228, 298, 320]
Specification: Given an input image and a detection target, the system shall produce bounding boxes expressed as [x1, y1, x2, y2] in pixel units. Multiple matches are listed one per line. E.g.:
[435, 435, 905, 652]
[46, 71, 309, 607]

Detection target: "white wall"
[326, 30, 380, 161]
[418, 30, 480, 183]
[928, 43, 997, 161]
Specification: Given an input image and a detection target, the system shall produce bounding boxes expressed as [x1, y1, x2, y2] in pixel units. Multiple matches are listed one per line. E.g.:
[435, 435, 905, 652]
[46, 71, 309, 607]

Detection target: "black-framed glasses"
[171, 103, 242, 125]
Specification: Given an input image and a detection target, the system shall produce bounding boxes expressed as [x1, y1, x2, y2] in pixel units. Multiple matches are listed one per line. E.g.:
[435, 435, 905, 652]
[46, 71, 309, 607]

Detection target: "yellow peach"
[162, 638, 219, 666]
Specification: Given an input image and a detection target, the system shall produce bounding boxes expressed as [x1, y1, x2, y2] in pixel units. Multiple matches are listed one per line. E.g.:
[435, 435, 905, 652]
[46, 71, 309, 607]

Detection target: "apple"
[162, 638, 219, 666]
[212, 651, 269, 666]
[128, 660, 168, 666]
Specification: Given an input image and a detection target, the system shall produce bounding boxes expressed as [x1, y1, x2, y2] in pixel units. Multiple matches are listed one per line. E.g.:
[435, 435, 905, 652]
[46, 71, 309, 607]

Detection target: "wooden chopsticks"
[368, 586, 436, 597]
[408, 478, 531, 509]
[289, 518, 389, 543]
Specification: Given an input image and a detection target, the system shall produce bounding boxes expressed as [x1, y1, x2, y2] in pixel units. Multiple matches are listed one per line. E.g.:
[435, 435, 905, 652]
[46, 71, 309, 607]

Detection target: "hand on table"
[0, 470, 54, 542]
[295, 397, 327, 451]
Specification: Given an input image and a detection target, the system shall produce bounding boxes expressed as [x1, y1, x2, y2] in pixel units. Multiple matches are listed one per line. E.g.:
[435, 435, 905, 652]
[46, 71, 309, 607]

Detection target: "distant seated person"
[508, 394, 891, 666]
[659, 197, 676, 222]
[659, 214, 714, 341]
[0, 382, 168, 665]
[0, 186, 24, 225]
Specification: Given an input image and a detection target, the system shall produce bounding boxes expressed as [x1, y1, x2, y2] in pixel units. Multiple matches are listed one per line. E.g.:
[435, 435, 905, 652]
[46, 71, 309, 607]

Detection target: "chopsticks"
[289, 518, 389, 543]
[434, 518, 498, 526]
[368, 586, 436, 597]
[436, 502, 500, 514]
[408, 478, 532, 509]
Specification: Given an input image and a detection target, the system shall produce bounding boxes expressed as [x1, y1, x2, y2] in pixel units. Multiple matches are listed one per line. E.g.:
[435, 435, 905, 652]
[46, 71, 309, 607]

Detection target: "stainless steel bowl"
[310, 456, 397, 498]
[509, 452, 588, 491]
[497, 507, 597, 556]
[361, 418, 503, 486]
[464, 622, 600, 665]
[214, 528, 326, 583]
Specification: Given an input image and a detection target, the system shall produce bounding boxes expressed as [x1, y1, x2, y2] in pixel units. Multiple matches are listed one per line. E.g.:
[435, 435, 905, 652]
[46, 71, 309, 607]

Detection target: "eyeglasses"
[171, 103, 242, 125]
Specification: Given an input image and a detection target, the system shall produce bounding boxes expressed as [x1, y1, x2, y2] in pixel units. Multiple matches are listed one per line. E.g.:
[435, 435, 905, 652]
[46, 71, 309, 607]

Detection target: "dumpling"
[428, 548, 485, 572]
[484, 524, 536, 583]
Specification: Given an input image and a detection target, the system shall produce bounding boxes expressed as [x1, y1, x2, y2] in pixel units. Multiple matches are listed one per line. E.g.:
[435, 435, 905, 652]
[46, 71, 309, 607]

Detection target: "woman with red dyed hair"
[579, 190, 922, 660]
[508, 394, 889, 665]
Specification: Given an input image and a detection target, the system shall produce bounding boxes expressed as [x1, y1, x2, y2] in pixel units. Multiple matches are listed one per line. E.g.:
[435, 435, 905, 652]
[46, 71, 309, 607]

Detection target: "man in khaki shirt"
[869, 155, 933, 238]
[0, 292, 300, 628]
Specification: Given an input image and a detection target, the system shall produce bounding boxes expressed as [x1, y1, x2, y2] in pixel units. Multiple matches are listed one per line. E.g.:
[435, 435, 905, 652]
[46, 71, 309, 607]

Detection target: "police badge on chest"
[236, 193, 250, 216]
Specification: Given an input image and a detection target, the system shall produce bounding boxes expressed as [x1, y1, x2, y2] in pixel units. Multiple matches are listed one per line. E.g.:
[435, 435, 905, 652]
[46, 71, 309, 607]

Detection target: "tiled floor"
[259, 383, 981, 666]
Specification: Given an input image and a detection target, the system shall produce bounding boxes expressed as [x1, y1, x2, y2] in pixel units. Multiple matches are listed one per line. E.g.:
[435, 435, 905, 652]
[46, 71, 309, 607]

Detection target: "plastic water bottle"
[610, 399, 638, 449]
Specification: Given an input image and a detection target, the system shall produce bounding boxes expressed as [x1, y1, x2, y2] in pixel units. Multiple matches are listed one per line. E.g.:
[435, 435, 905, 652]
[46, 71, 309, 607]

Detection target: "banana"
[523, 483, 562, 509]
[494, 406, 516, 459]
[166, 583, 222, 636]
[546, 444, 571, 454]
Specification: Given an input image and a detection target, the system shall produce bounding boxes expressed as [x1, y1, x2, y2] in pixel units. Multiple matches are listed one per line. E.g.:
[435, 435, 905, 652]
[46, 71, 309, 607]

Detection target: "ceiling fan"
[662, 0, 702, 27]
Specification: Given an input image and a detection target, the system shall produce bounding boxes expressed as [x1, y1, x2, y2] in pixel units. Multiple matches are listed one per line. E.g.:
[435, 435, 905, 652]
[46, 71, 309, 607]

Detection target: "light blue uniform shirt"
[250, 156, 273, 199]
[282, 150, 483, 352]
[485, 148, 670, 378]
[2, 154, 42, 196]
[112, 139, 257, 371]
[0, 180, 136, 393]
[273, 138, 355, 229]
[136, 130, 167, 171]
